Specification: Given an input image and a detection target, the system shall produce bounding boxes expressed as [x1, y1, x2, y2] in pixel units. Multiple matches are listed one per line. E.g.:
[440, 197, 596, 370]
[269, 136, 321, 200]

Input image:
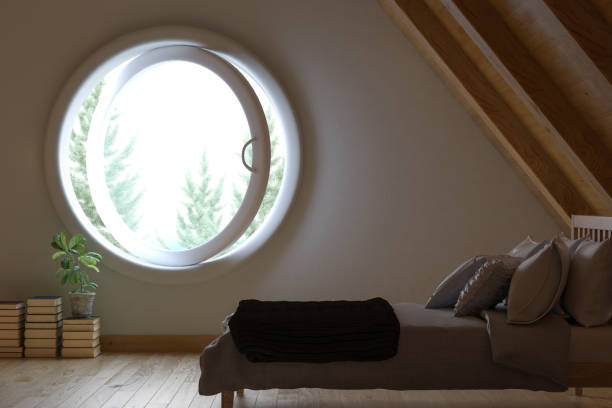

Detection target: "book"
[25, 329, 61, 339]
[27, 306, 62, 315]
[25, 321, 63, 329]
[0, 339, 22, 347]
[26, 312, 62, 323]
[0, 316, 24, 323]
[0, 352, 23, 358]
[63, 331, 99, 340]
[0, 347, 23, 353]
[0, 330, 23, 339]
[0, 301, 24, 310]
[63, 317, 100, 325]
[0, 322, 24, 330]
[62, 338, 100, 348]
[24, 348, 59, 357]
[0, 309, 25, 317]
[25, 338, 61, 348]
[26, 296, 62, 307]
[61, 345, 101, 358]
[63, 323, 100, 332]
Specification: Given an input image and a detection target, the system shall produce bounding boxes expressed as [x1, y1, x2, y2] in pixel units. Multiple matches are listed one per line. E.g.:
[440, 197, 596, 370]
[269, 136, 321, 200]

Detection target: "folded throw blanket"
[228, 297, 400, 363]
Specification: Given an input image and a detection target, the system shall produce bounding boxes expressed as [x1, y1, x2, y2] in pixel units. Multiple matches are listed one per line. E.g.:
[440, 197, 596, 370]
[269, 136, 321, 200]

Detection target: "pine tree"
[69, 82, 105, 231]
[104, 113, 143, 230]
[69, 81, 142, 246]
[176, 152, 224, 249]
[232, 108, 285, 240]
[173, 107, 284, 253]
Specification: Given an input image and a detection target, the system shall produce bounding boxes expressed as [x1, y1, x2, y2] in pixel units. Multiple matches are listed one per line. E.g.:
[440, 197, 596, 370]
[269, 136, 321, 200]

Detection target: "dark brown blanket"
[200, 303, 565, 395]
[228, 297, 400, 363]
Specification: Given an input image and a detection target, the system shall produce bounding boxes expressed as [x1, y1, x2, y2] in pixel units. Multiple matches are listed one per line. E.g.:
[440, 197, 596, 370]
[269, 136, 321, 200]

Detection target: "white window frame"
[44, 26, 301, 283]
[87, 45, 270, 266]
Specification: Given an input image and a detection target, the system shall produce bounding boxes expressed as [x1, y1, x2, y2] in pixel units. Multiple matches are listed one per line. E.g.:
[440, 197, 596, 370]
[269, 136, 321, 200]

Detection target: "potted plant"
[51, 231, 102, 318]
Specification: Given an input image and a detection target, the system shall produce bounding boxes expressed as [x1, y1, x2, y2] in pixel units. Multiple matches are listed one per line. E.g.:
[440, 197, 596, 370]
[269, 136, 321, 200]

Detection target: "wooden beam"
[100, 335, 216, 352]
[543, 0, 612, 84]
[380, 0, 593, 226]
[590, 0, 612, 26]
[445, 0, 612, 209]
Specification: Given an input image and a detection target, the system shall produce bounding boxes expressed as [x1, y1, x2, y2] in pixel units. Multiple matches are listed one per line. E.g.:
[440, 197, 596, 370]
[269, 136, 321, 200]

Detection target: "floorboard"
[2, 353, 612, 407]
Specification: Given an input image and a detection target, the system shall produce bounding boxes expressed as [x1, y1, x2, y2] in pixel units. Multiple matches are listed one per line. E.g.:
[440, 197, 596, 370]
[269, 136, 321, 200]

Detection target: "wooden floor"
[2, 353, 612, 408]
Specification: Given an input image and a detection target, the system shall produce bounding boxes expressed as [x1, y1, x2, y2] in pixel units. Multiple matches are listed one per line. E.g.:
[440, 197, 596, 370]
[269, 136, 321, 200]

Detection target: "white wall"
[0, 0, 560, 334]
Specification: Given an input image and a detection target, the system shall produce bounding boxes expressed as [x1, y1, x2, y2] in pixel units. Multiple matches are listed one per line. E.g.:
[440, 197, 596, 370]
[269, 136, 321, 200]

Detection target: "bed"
[199, 215, 612, 407]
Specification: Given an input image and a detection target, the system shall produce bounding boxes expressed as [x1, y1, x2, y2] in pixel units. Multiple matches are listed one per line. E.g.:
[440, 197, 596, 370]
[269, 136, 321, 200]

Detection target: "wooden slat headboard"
[571, 215, 612, 242]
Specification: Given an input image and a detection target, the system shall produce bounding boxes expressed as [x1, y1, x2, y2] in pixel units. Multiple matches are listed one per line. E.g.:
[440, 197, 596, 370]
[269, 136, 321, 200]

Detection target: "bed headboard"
[571, 215, 612, 242]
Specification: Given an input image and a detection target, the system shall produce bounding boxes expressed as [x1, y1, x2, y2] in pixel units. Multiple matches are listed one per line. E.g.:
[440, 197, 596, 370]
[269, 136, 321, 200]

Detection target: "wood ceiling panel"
[426, 0, 612, 217]
[590, 0, 612, 26]
[543, 0, 612, 84]
[444, 0, 612, 210]
[380, 0, 594, 228]
[491, 0, 612, 153]
[379, 0, 612, 225]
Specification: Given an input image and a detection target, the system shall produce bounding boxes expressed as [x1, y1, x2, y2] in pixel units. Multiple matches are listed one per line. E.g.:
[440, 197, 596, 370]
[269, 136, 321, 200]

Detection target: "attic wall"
[382, 0, 612, 229]
[0, 0, 559, 334]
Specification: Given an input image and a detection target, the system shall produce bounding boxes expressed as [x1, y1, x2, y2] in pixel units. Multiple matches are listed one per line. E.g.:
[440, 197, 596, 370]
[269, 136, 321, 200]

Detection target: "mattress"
[199, 302, 563, 395]
[570, 323, 612, 363]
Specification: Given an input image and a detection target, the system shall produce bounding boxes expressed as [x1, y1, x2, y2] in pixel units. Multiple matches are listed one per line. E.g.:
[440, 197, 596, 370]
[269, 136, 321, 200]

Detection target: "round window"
[45, 27, 300, 278]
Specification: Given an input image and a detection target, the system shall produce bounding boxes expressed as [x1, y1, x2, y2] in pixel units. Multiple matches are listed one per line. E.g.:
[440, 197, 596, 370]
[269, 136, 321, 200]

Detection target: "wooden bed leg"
[574, 387, 583, 397]
[221, 391, 234, 408]
[236, 388, 244, 396]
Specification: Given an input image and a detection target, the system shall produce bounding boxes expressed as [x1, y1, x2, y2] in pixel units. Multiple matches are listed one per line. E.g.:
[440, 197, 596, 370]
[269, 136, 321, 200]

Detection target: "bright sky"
[99, 60, 260, 250]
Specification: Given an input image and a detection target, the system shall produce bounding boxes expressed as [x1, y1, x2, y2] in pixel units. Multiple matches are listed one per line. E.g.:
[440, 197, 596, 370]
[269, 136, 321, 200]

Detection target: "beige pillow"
[507, 235, 546, 259]
[553, 234, 587, 317]
[507, 238, 570, 324]
[559, 233, 588, 256]
[426, 256, 487, 309]
[563, 239, 612, 327]
[454, 259, 517, 317]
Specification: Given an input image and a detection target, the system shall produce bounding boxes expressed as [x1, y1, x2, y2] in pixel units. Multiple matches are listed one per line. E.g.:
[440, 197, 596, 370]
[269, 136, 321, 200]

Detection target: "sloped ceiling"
[379, 0, 612, 230]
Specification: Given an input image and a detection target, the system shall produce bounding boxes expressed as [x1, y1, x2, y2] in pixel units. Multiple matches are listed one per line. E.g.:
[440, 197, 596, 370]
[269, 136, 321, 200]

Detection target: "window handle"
[241, 137, 256, 173]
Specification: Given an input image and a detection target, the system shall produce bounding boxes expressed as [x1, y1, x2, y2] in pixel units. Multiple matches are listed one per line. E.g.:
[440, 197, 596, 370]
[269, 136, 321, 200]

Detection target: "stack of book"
[62, 317, 101, 358]
[0, 301, 25, 358]
[24, 296, 63, 358]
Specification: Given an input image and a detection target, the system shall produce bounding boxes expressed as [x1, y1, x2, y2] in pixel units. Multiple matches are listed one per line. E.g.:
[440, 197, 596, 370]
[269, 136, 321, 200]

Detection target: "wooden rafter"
[444, 0, 612, 208]
[543, 0, 612, 84]
[380, 0, 594, 227]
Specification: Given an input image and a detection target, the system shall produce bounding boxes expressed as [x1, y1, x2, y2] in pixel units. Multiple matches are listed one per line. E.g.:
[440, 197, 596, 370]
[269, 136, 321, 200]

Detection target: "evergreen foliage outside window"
[68, 76, 284, 258]
[69, 82, 143, 248]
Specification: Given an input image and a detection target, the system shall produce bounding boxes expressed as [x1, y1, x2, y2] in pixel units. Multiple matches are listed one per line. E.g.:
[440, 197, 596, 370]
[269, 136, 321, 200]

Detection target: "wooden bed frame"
[220, 215, 612, 406]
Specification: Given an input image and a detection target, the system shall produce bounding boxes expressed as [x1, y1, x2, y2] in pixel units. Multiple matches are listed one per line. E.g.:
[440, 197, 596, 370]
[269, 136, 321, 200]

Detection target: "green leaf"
[86, 252, 102, 262]
[80, 255, 100, 266]
[51, 251, 65, 261]
[52, 233, 64, 250]
[68, 234, 84, 249]
[60, 231, 68, 251]
[61, 274, 69, 284]
[60, 257, 73, 270]
[87, 282, 99, 289]
[55, 268, 63, 278]
[80, 257, 100, 273]
[74, 243, 86, 255]
[69, 268, 78, 285]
